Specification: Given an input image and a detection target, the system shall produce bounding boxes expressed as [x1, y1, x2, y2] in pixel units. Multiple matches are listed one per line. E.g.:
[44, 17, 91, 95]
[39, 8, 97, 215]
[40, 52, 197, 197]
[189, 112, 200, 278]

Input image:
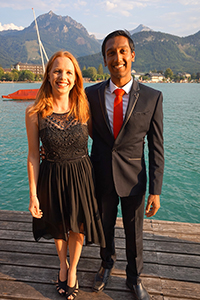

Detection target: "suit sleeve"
[147, 92, 164, 195]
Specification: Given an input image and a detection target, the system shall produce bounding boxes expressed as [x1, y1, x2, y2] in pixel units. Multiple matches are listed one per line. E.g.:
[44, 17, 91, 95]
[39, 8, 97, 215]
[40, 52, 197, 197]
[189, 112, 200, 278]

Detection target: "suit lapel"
[122, 80, 140, 129]
[97, 79, 113, 135]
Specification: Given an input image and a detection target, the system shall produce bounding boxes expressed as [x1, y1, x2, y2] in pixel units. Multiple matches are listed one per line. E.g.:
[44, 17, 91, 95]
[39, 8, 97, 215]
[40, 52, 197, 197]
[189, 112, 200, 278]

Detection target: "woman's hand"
[29, 195, 43, 219]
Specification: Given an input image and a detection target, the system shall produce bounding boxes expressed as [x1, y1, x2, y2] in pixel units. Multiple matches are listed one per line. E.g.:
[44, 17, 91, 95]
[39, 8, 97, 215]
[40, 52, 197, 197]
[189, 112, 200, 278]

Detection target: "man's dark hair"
[102, 30, 135, 58]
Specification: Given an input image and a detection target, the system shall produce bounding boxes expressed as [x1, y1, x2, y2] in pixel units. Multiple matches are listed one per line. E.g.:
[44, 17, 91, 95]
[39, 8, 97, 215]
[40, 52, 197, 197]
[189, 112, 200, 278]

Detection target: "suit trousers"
[98, 186, 145, 285]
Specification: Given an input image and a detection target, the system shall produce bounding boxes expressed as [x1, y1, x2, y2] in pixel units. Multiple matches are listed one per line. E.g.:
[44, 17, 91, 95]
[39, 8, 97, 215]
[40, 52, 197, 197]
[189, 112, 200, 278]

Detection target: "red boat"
[2, 89, 39, 100]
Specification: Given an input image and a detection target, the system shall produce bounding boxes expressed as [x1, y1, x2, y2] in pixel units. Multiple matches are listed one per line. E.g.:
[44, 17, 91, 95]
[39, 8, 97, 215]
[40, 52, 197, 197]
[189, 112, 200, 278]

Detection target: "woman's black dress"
[33, 112, 105, 247]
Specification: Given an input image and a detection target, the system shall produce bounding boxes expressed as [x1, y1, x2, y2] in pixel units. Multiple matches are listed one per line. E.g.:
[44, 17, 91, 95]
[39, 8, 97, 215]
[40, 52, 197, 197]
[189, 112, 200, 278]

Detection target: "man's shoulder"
[138, 82, 161, 93]
[85, 80, 108, 94]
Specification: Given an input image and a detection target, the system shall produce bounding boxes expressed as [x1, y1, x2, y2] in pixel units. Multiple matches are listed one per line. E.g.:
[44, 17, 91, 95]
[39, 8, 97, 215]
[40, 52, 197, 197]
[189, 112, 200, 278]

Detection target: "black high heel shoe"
[56, 270, 68, 296]
[66, 278, 79, 300]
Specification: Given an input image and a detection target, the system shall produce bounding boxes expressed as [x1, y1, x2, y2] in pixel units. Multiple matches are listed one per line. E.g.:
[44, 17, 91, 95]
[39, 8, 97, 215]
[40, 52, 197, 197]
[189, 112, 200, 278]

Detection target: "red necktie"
[113, 89, 125, 139]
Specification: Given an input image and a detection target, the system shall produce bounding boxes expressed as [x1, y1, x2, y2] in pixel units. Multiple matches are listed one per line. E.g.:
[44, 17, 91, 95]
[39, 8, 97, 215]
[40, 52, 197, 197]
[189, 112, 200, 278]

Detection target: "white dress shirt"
[105, 78, 133, 133]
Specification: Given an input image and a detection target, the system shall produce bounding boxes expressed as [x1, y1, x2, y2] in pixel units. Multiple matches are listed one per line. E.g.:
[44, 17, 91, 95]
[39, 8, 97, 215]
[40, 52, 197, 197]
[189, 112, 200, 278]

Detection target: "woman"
[26, 51, 105, 300]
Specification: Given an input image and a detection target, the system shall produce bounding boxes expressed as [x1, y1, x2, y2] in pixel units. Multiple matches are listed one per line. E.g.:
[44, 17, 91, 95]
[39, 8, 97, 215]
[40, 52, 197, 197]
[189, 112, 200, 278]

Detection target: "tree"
[96, 74, 104, 80]
[104, 73, 110, 80]
[141, 75, 150, 81]
[87, 67, 97, 81]
[0, 67, 4, 80]
[173, 74, 180, 82]
[191, 73, 196, 80]
[19, 70, 35, 81]
[4, 72, 14, 81]
[98, 63, 104, 75]
[35, 74, 43, 81]
[82, 68, 89, 78]
[164, 68, 173, 79]
[180, 75, 185, 81]
[11, 69, 19, 81]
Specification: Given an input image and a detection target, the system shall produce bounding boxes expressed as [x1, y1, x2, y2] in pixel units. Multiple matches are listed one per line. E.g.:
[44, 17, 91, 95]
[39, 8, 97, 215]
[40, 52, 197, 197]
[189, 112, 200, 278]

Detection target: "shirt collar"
[109, 77, 133, 95]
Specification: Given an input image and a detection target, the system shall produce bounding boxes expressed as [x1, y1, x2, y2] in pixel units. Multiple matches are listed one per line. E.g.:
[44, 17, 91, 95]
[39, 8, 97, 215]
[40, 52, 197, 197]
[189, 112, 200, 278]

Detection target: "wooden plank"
[0, 210, 31, 222]
[0, 221, 32, 232]
[151, 220, 200, 234]
[156, 252, 200, 268]
[0, 278, 51, 300]
[0, 252, 60, 269]
[2, 220, 199, 245]
[144, 232, 200, 243]
[0, 265, 152, 292]
[0, 251, 156, 278]
[145, 240, 200, 255]
[0, 240, 57, 255]
[1, 211, 199, 234]
[0, 276, 113, 300]
[2, 229, 200, 257]
[155, 264, 200, 283]
[161, 279, 200, 299]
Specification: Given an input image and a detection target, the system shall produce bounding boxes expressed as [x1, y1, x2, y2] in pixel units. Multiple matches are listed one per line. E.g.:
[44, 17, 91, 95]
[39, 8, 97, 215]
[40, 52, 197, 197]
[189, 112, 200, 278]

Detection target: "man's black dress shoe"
[126, 280, 150, 300]
[92, 266, 112, 292]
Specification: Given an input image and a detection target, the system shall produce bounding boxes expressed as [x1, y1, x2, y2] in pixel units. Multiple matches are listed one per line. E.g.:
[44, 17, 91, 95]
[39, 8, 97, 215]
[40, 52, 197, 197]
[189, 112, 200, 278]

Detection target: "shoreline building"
[14, 62, 44, 75]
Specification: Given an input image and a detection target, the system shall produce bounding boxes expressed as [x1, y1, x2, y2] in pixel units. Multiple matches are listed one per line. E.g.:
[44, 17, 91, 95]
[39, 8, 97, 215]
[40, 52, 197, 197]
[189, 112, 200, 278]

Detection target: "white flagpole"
[32, 8, 49, 74]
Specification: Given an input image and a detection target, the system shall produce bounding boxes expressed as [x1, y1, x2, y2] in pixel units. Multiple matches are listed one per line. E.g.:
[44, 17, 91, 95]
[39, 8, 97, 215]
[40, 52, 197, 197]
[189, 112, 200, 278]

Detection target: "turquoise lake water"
[0, 82, 199, 223]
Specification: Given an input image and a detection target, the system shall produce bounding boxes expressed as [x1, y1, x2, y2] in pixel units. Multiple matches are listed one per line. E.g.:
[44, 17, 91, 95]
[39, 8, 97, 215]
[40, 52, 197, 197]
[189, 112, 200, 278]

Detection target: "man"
[85, 30, 164, 300]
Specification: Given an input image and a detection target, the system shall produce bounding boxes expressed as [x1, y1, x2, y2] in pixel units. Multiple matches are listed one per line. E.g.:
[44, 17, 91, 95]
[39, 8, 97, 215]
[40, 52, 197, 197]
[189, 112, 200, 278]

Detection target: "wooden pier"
[0, 210, 200, 300]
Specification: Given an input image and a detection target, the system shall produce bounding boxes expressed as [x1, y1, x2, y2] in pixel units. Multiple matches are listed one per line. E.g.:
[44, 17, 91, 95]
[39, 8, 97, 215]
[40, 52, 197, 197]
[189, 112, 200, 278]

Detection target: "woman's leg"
[54, 239, 69, 282]
[67, 230, 84, 288]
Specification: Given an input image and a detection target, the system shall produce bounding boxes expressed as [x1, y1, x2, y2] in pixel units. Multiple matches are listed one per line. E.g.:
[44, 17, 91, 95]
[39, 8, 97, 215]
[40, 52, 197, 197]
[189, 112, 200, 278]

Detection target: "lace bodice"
[38, 112, 88, 162]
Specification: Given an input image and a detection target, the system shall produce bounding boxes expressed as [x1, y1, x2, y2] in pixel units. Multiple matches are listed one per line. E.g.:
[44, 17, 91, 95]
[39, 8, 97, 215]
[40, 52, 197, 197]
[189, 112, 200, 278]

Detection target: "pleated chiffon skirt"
[33, 155, 105, 248]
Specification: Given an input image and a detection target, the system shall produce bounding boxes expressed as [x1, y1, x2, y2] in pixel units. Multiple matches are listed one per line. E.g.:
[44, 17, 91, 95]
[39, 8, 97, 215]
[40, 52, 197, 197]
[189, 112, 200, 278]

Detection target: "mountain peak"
[130, 24, 153, 35]
[48, 10, 54, 16]
[33, 11, 89, 35]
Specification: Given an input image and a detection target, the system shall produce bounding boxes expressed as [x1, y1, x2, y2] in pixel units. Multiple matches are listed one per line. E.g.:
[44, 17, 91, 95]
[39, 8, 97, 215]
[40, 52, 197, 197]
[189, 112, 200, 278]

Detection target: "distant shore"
[0, 79, 100, 84]
[0, 79, 199, 84]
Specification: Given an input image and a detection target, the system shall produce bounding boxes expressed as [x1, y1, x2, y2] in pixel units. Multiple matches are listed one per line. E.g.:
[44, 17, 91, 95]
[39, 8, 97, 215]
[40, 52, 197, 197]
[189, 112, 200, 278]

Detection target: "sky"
[0, 0, 200, 39]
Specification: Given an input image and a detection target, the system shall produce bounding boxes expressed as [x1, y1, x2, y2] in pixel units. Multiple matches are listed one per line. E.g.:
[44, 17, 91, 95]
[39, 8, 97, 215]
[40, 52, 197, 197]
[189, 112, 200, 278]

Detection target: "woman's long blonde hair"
[29, 51, 89, 123]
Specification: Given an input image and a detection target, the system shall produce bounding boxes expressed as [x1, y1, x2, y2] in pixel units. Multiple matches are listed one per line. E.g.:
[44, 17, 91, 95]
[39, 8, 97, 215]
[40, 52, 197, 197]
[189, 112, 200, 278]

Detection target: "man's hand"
[145, 194, 160, 218]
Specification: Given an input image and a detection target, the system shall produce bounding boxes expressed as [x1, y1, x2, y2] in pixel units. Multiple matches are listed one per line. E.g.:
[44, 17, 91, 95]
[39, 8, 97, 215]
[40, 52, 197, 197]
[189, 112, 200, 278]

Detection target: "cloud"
[178, 0, 200, 5]
[74, 0, 87, 9]
[106, 1, 117, 10]
[158, 4, 200, 36]
[104, 0, 150, 17]
[77, 0, 87, 6]
[0, 0, 65, 11]
[0, 22, 24, 31]
[0, 0, 86, 11]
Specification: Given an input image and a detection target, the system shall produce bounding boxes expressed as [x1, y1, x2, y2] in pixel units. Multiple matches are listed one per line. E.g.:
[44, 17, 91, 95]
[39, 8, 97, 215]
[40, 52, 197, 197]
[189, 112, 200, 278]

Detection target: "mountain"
[132, 30, 200, 73]
[78, 30, 200, 74]
[0, 11, 101, 68]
